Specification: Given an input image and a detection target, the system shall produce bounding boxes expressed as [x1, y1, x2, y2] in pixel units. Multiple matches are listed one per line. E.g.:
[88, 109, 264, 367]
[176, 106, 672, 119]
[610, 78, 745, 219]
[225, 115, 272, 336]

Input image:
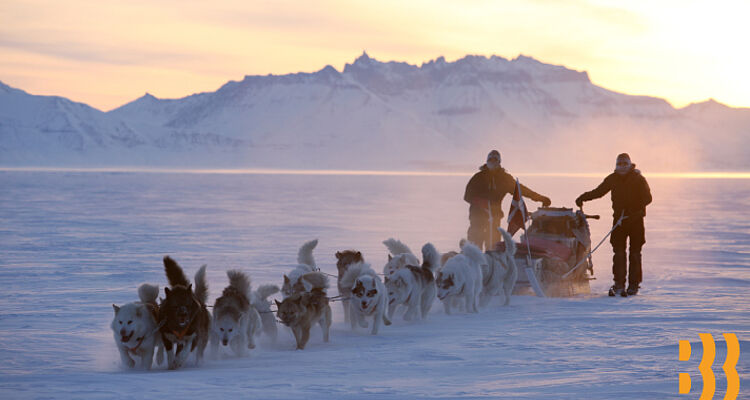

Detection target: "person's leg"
[489, 212, 504, 250]
[468, 212, 489, 251]
[610, 222, 627, 289]
[628, 217, 646, 292]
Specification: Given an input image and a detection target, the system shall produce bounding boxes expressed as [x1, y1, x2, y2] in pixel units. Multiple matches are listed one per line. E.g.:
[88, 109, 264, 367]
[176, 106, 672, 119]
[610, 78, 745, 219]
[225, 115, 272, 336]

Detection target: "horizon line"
[1, 167, 749, 179]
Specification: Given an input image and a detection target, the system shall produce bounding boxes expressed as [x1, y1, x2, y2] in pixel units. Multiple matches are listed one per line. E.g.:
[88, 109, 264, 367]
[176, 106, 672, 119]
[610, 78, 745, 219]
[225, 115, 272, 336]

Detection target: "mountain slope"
[1, 53, 748, 171]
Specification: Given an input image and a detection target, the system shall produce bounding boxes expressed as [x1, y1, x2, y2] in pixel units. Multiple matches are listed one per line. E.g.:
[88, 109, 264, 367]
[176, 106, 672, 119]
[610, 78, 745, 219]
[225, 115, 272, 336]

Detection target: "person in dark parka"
[576, 153, 652, 296]
[464, 150, 551, 251]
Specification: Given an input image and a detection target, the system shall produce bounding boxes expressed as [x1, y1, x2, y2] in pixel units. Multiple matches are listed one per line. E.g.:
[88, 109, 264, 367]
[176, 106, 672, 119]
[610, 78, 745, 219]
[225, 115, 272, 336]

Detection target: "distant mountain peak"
[354, 50, 372, 65]
[681, 98, 731, 112]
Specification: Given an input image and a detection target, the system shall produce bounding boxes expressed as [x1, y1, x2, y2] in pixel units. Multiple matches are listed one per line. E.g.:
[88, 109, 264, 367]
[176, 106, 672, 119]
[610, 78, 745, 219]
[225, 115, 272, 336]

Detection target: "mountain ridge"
[1, 53, 748, 172]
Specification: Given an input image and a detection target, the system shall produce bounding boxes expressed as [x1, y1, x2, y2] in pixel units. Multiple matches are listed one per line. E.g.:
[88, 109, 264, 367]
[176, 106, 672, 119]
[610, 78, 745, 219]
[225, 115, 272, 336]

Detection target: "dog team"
[111, 230, 518, 370]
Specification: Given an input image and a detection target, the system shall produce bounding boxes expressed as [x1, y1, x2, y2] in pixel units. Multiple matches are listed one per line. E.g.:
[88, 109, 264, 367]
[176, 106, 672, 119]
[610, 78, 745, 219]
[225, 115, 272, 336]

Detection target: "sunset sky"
[1, 0, 748, 111]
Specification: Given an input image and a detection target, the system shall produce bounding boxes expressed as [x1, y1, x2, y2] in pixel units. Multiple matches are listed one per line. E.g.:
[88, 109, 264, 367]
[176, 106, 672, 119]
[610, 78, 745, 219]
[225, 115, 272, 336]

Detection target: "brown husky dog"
[275, 289, 332, 350]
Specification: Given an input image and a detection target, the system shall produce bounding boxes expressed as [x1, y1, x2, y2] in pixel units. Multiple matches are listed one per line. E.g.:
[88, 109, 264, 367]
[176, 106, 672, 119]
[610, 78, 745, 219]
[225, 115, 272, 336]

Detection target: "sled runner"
[509, 207, 597, 297]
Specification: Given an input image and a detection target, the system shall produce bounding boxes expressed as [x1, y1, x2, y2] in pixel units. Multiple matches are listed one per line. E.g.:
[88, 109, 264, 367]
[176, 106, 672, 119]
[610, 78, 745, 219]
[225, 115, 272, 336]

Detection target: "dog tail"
[254, 284, 280, 303]
[194, 265, 209, 305]
[461, 241, 486, 267]
[421, 243, 441, 272]
[383, 238, 413, 256]
[497, 227, 516, 257]
[299, 271, 329, 292]
[297, 239, 319, 270]
[163, 256, 190, 287]
[497, 227, 518, 304]
[137, 283, 160, 304]
[227, 270, 251, 298]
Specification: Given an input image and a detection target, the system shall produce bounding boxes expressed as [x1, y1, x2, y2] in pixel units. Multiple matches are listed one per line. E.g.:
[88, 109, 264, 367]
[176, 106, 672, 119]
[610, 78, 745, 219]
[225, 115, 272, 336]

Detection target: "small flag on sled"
[507, 178, 529, 236]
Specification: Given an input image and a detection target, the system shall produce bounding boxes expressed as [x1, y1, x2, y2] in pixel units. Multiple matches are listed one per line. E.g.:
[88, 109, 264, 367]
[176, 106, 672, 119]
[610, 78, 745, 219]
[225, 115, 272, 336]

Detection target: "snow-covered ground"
[0, 171, 748, 399]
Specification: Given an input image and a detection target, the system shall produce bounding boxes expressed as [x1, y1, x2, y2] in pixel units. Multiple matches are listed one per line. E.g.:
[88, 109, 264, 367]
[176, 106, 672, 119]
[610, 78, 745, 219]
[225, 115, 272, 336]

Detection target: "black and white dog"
[385, 243, 440, 321]
[335, 249, 364, 323]
[341, 262, 391, 335]
[435, 242, 484, 314]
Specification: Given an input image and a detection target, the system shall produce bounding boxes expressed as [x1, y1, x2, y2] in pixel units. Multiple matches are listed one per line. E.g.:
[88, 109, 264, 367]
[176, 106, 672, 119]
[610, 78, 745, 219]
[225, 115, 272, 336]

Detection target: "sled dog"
[342, 262, 392, 334]
[440, 239, 467, 266]
[385, 243, 439, 321]
[436, 242, 484, 314]
[335, 249, 364, 323]
[481, 227, 519, 306]
[275, 288, 332, 350]
[281, 239, 319, 297]
[210, 270, 261, 357]
[291, 271, 329, 295]
[251, 284, 280, 342]
[159, 256, 210, 369]
[382, 238, 420, 276]
[111, 283, 163, 370]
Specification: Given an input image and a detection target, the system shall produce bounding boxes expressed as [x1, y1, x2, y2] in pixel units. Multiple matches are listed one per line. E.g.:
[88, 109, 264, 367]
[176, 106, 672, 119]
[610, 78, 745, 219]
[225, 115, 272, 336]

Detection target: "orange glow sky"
[1, 0, 748, 111]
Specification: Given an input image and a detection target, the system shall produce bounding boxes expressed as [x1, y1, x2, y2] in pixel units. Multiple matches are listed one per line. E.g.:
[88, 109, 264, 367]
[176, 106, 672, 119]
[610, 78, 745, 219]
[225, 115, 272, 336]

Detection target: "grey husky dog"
[251, 284, 280, 342]
[382, 238, 420, 277]
[480, 227, 519, 306]
[210, 270, 261, 357]
[111, 283, 163, 370]
[159, 256, 210, 369]
[385, 243, 440, 321]
[281, 239, 320, 297]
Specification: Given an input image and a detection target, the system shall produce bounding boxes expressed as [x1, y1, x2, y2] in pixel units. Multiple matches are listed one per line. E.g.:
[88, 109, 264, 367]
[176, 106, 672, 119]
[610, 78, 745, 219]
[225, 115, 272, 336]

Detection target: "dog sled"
[509, 207, 598, 297]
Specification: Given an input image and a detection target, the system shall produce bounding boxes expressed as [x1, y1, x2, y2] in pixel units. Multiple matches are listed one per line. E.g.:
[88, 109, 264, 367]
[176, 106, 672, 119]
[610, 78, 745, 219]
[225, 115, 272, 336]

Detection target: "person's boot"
[608, 284, 625, 297]
[626, 284, 639, 296]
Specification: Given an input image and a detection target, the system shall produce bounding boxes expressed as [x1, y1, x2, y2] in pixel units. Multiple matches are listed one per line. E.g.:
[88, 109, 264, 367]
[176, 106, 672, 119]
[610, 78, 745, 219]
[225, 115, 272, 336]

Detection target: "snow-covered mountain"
[1, 53, 748, 172]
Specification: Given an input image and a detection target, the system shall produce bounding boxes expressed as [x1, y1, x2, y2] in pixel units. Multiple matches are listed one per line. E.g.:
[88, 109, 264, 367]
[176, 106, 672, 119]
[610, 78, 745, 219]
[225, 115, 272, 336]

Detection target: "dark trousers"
[610, 216, 645, 288]
[468, 211, 503, 251]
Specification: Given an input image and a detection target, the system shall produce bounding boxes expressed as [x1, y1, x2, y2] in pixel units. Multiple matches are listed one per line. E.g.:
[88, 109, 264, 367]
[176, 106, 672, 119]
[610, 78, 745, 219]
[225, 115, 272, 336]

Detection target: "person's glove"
[575, 196, 584, 208]
[540, 196, 551, 208]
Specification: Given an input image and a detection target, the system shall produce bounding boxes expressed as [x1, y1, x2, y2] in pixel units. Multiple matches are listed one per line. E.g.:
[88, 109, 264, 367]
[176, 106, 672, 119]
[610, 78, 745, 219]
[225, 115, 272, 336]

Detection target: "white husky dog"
[251, 284, 280, 342]
[341, 262, 392, 334]
[382, 238, 421, 277]
[210, 270, 262, 357]
[480, 227, 519, 306]
[282, 239, 319, 298]
[436, 241, 485, 314]
[385, 243, 440, 321]
[111, 283, 163, 370]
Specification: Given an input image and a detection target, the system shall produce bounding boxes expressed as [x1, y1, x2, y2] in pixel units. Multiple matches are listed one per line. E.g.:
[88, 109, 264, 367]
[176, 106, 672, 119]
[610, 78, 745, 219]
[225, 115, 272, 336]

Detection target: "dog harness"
[126, 336, 146, 355]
